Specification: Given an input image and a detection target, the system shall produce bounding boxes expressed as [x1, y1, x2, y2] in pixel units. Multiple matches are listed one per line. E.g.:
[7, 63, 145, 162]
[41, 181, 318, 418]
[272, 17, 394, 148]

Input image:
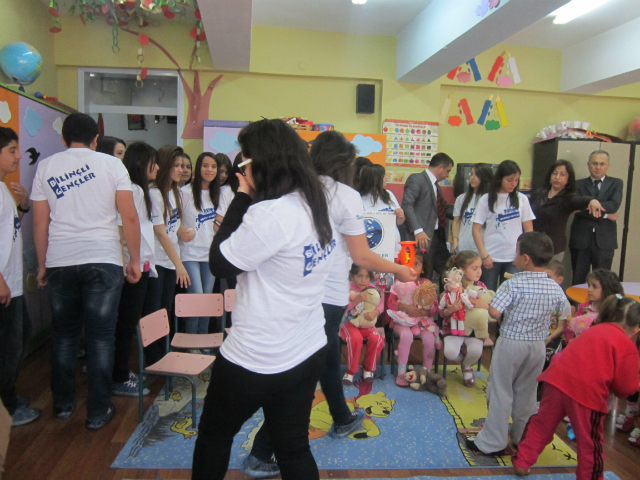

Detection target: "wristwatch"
[17, 204, 30, 213]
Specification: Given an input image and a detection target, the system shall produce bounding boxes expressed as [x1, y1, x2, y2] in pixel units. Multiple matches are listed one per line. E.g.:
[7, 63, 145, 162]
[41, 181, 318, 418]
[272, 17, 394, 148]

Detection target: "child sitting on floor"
[386, 252, 440, 387]
[340, 264, 385, 385]
[513, 295, 640, 478]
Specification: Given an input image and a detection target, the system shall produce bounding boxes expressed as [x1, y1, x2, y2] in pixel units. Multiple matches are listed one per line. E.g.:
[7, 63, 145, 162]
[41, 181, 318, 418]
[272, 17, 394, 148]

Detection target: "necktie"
[594, 179, 601, 195]
[436, 181, 447, 228]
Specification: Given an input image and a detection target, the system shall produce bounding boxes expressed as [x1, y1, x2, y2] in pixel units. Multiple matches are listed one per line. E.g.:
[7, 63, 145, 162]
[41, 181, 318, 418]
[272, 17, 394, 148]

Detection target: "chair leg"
[187, 376, 197, 426]
[380, 344, 385, 380]
[165, 377, 171, 401]
[434, 347, 439, 375]
[139, 370, 144, 423]
[442, 355, 447, 379]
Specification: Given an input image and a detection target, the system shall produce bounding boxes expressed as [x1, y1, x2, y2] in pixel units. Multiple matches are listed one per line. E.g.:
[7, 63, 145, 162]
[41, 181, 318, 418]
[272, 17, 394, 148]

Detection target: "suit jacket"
[569, 176, 623, 250]
[400, 170, 453, 241]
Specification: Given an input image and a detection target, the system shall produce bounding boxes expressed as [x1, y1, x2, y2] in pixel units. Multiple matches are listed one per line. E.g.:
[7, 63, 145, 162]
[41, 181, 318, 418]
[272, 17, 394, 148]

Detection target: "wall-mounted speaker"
[356, 84, 375, 114]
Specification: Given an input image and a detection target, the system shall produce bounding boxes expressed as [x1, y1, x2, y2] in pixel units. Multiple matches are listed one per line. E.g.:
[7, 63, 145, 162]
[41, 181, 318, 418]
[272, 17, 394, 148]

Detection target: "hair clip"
[421, 249, 426, 254]
[616, 293, 623, 299]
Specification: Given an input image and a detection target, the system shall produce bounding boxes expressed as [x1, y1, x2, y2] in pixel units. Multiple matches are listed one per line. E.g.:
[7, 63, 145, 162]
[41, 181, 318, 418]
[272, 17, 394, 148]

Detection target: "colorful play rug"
[112, 365, 577, 470]
[125, 474, 621, 480]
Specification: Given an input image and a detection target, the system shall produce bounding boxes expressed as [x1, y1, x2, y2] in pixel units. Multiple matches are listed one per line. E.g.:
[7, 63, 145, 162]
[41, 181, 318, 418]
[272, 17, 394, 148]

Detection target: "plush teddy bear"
[565, 311, 598, 341]
[463, 285, 496, 339]
[348, 287, 381, 329]
[404, 366, 448, 397]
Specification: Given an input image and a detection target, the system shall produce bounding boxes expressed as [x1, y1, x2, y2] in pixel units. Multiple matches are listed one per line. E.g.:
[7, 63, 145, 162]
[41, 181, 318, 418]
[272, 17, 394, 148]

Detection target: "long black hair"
[122, 142, 156, 220]
[460, 163, 493, 215]
[353, 156, 372, 189]
[154, 145, 184, 223]
[192, 152, 220, 212]
[96, 135, 126, 156]
[237, 119, 332, 248]
[214, 153, 232, 186]
[226, 152, 243, 194]
[489, 160, 521, 213]
[310, 130, 356, 187]
[358, 164, 392, 207]
[543, 159, 577, 195]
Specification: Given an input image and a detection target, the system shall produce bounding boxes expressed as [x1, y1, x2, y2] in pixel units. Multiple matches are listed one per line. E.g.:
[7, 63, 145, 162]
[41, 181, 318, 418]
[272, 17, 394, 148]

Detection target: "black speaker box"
[356, 84, 375, 114]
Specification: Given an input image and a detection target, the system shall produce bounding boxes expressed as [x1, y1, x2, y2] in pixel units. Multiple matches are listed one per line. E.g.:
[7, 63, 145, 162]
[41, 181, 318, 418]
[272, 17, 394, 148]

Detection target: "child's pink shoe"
[395, 374, 409, 388]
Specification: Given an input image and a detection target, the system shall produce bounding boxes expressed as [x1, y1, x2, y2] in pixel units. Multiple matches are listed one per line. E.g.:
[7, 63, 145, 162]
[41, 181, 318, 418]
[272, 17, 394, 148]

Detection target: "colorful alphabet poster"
[382, 119, 438, 168]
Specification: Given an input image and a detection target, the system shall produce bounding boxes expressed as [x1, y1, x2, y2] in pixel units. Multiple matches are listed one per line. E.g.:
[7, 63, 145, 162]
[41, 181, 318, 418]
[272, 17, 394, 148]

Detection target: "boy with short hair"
[543, 260, 570, 350]
[0, 126, 41, 426]
[467, 232, 566, 455]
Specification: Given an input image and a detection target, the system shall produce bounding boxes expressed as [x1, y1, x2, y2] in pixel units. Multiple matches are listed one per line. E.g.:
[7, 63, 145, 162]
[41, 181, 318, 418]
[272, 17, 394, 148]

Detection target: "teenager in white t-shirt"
[357, 163, 405, 257]
[146, 146, 191, 364]
[242, 131, 417, 477]
[192, 120, 335, 480]
[0, 127, 41, 426]
[472, 160, 535, 291]
[112, 142, 159, 397]
[452, 163, 493, 254]
[31, 113, 141, 429]
[180, 152, 220, 335]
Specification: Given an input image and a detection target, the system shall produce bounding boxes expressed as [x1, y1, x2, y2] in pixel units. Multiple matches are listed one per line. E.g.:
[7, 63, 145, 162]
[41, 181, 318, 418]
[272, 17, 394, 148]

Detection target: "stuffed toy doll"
[439, 267, 473, 336]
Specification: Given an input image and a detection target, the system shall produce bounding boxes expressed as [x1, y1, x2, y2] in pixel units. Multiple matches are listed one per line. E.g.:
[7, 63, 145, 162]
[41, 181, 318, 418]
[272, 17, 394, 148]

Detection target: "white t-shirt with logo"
[473, 192, 536, 262]
[321, 177, 366, 306]
[118, 184, 156, 277]
[217, 185, 234, 218]
[150, 188, 181, 270]
[0, 182, 22, 297]
[179, 184, 216, 263]
[453, 193, 481, 253]
[220, 191, 335, 374]
[30, 148, 131, 268]
[361, 190, 401, 256]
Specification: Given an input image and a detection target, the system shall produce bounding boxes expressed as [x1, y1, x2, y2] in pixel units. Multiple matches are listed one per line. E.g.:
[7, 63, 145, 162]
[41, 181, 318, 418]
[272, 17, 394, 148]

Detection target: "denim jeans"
[183, 261, 215, 334]
[113, 271, 150, 383]
[143, 266, 176, 365]
[0, 296, 31, 415]
[192, 348, 326, 480]
[47, 263, 123, 420]
[481, 261, 518, 291]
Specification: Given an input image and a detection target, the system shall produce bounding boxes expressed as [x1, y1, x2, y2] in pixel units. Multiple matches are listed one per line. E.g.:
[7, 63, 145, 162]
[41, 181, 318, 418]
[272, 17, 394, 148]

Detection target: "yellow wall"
[48, 15, 640, 169]
[1, 0, 58, 97]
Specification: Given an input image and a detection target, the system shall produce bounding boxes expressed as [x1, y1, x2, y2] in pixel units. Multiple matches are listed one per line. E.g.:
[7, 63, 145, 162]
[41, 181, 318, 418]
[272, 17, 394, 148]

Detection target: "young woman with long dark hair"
[96, 135, 126, 160]
[452, 163, 493, 254]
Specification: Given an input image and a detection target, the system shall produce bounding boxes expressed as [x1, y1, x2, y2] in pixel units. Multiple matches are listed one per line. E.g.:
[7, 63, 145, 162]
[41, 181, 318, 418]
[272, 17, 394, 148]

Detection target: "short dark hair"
[543, 159, 576, 194]
[0, 127, 18, 151]
[62, 113, 99, 147]
[517, 232, 553, 267]
[429, 152, 454, 169]
[544, 259, 564, 278]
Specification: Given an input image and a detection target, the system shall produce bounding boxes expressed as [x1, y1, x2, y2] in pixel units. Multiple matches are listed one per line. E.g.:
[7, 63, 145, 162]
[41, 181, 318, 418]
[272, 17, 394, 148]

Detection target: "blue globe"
[0, 42, 43, 86]
[364, 217, 384, 249]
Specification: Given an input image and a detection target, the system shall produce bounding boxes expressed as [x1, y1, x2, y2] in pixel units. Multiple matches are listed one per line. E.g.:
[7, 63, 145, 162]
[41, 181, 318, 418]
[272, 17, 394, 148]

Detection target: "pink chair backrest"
[175, 293, 224, 318]
[224, 289, 236, 312]
[139, 309, 170, 347]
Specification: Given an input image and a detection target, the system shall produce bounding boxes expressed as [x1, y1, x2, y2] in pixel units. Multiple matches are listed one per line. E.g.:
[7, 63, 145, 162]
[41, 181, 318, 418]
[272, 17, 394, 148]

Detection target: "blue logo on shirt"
[463, 208, 474, 226]
[167, 208, 179, 233]
[364, 218, 383, 249]
[495, 207, 520, 229]
[13, 215, 20, 242]
[46, 164, 96, 199]
[303, 239, 336, 276]
[195, 208, 216, 231]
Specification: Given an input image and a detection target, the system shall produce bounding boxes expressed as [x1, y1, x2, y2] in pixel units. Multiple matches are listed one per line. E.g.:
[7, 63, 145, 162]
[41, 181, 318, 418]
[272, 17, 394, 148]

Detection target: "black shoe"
[86, 404, 115, 430]
[54, 404, 75, 419]
[240, 454, 280, 478]
[466, 438, 506, 456]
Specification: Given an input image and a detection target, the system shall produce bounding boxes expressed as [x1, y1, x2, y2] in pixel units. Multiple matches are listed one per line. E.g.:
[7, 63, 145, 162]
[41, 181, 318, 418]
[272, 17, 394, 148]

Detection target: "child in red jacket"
[513, 295, 640, 480]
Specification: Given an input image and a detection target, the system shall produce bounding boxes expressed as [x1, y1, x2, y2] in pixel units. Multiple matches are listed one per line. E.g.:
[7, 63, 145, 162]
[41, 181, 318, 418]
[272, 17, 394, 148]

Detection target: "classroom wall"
[1, 0, 58, 98]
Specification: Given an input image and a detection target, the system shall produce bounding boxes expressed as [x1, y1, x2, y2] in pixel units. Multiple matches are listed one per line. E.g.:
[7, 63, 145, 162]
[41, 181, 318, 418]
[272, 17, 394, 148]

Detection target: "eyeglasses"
[238, 158, 252, 177]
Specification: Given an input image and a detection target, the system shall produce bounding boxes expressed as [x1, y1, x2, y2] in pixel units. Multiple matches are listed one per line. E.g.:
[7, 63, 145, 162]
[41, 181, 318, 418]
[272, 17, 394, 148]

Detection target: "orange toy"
[398, 241, 417, 268]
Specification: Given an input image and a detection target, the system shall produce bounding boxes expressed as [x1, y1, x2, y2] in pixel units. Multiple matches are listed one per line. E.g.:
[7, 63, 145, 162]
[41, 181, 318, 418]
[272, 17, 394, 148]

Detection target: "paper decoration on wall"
[442, 95, 473, 127]
[441, 93, 508, 131]
[477, 95, 493, 126]
[24, 107, 43, 137]
[487, 51, 521, 87]
[447, 58, 482, 83]
[476, 0, 500, 17]
[383, 119, 438, 168]
[208, 131, 240, 155]
[52, 117, 63, 134]
[351, 134, 383, 157]
[0, 101, 11, 124]
[26, 147, 41, 165]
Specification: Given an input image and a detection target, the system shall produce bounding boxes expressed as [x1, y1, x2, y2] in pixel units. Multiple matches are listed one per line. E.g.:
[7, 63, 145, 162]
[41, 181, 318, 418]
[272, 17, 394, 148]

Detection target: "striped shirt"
[491, 271, 567, 341]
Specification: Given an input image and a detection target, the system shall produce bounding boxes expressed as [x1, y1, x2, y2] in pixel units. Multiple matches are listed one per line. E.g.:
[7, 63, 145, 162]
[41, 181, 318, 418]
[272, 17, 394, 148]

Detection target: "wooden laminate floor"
[4, 341, 640, 480]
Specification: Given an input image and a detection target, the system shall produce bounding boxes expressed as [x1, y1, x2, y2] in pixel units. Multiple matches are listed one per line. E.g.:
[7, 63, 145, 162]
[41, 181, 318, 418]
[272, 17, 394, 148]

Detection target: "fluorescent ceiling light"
[352, 0, 367, 4]
[552, 0, 611, 25]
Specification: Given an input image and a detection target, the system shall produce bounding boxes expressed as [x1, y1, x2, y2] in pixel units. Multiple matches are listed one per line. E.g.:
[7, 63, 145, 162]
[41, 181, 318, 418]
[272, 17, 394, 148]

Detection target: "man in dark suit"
[569, 150, 623, 285]
[401, 153, 454, 280]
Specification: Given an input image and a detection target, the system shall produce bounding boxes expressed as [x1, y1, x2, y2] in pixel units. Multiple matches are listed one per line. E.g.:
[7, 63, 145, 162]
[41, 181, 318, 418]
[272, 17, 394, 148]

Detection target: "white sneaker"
[342, 373, 354, 386]
[363, 371, 374, 382]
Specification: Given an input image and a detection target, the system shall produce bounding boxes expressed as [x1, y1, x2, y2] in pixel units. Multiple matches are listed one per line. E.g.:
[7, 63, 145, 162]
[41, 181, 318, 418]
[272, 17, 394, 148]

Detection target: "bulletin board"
[297, 131, 387, 167]
[202, 120, 250, 160]
[0, 84, 71, 350]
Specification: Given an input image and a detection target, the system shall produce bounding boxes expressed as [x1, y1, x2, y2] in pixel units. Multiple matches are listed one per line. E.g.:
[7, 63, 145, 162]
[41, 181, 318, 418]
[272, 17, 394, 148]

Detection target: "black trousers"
[570, 232, 614, 286]
[428, 227, 451, 283]
[192, 347, 327, 480]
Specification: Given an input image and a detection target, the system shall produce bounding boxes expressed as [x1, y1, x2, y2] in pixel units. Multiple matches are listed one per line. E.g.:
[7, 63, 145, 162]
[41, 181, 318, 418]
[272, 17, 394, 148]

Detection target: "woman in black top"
[530, 159, 603, 261]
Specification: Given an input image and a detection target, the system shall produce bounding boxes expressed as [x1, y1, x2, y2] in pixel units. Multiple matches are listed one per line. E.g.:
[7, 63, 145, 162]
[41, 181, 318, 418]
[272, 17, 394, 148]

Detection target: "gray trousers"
[474, 336, 546, 453]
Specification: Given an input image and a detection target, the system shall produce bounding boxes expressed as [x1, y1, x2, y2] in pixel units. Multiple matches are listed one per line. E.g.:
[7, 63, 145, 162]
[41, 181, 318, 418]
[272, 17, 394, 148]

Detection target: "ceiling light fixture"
[551, 0, 611, 25]
[352, 0, 367, 5]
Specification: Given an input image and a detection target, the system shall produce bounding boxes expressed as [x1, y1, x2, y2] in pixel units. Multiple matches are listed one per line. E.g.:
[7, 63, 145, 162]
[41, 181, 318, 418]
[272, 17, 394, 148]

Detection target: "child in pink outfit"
[387, 253, 440, 387]
[340, 264, 385, 385]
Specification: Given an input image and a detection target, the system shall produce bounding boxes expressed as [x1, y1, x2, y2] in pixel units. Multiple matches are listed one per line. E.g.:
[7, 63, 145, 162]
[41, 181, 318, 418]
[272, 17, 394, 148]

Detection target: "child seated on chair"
[387, 252, 440, 388]
[438, 251, 489, 388]
[340, 264, 385, 385]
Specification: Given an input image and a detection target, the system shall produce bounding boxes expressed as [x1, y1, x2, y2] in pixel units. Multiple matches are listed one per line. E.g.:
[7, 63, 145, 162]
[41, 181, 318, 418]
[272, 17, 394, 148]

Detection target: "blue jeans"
[481, 261, 518, 291]
[183, 261, 215, 334]
[0, 296, 31, 415]
[47, 263, 123, 420]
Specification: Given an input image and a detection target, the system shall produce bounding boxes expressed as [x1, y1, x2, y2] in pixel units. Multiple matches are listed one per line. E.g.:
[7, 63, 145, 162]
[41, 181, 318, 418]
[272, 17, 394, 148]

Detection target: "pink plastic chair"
[137, 309, 215, 423]
[223, 289, 235, 337]
[172, 293, 224, 351]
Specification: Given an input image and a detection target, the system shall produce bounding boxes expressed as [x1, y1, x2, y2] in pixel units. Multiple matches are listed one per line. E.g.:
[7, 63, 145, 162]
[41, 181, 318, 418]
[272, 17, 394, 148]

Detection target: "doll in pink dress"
[387, 281, 438, 334]
[439, 267, 474, 336]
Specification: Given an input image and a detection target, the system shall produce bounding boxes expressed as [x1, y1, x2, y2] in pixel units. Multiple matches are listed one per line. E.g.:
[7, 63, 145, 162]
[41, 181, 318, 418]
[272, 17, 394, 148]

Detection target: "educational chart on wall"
[0, 84, 71, 350]
[383, 119, 438, 169]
